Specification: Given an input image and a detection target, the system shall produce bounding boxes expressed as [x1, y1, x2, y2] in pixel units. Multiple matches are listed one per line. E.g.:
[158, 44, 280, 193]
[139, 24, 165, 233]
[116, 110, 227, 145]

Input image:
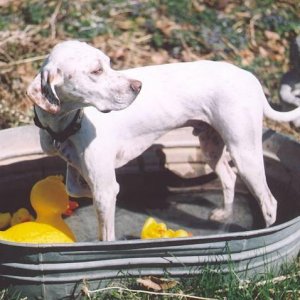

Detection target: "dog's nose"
[130, 80, 142, 93]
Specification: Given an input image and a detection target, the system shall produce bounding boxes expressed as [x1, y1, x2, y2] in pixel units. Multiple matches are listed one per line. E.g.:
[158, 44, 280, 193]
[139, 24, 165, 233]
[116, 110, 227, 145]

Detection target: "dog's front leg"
[93, 178, 119, 241]
[85, 166, 119, 241]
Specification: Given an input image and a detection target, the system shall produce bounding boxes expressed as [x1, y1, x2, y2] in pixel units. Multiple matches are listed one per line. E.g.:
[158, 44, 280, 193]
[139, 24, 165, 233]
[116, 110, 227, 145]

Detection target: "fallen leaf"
[239, 49, 255, 66]
[264, 30, 280, 41]
[191, 0, 206, 13]
[116, 20, 134, 30]
[151, 50, 169, 64]
[137, 277, 162, 291]
[137, 276, 178, 291]
[151, 276, 179, 290]
[112, 47, 128, 60]
[155, 17, 180, 37]
[258, 46, 268, 58]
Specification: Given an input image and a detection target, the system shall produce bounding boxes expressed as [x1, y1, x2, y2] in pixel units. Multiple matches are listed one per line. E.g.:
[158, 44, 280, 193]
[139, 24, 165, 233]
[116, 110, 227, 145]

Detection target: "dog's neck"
[34, 104, 84, 143]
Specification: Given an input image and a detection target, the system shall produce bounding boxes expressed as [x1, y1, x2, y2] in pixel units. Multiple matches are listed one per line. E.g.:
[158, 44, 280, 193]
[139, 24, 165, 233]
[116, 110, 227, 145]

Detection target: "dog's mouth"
[101, 110, 111, 114]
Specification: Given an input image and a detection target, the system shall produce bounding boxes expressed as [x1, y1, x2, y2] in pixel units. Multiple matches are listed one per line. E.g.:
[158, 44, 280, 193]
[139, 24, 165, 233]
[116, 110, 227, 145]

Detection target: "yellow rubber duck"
[141, 217, 191, 239]
[0, 222, 73, 244]
[0, 207, 34, 230]
[10, 208, 34, 226]
[0, 212, 11, 230]
[0, 176, 76, 244]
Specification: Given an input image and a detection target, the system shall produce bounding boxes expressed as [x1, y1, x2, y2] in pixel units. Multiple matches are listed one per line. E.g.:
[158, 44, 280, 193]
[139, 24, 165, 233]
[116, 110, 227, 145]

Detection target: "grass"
[0, 257, 299, 299]
[79, 260, 300, 299]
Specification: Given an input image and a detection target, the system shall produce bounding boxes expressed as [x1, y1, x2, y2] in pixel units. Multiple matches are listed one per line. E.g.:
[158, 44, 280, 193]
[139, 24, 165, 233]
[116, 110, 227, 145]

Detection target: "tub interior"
[0, 153, 299, 242]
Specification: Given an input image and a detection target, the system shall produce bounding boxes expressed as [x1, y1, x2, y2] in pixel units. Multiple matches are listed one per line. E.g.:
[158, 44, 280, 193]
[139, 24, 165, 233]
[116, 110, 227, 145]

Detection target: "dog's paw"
[262, 200, 277, 227]
[209, 208, 232, 222]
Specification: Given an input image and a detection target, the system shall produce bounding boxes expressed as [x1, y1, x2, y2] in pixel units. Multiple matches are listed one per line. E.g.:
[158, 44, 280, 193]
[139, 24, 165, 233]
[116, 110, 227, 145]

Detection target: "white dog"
[27, 40, 300, 241]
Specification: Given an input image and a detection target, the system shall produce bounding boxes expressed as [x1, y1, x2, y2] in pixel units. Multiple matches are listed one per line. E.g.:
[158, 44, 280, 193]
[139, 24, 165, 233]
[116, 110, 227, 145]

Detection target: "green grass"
[78, 260, 299, 299]
[1, 260, 299, 299]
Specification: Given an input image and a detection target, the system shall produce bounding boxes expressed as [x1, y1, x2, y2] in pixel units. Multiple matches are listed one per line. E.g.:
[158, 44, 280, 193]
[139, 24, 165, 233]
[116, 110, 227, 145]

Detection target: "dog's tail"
[263, 96, 300, 122]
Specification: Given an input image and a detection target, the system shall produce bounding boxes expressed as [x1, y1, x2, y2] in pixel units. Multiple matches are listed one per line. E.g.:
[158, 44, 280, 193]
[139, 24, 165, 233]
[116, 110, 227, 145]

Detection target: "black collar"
[34, 106, 84, 143]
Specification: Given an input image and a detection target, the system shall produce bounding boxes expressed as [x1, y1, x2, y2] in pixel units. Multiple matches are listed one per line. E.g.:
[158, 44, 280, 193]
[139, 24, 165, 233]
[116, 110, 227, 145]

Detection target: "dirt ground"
[0, 0, 299, 139]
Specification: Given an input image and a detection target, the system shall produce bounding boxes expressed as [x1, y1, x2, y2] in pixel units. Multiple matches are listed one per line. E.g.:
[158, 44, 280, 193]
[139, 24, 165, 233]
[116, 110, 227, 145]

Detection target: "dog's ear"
[27, 63, 64, 114]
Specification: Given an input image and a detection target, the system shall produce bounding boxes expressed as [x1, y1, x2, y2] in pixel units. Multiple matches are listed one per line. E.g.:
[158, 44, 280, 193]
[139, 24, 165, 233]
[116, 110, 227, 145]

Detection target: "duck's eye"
[91, 67, 103, 75]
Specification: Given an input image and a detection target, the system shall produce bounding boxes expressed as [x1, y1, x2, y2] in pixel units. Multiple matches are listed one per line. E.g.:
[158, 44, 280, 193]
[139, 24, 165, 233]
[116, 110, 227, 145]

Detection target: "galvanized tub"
[0, 125, 299, 300]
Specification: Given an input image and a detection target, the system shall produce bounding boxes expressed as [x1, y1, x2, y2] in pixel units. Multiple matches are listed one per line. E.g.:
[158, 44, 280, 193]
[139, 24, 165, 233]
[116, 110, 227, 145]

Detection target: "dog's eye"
[91, 67, 103, 75]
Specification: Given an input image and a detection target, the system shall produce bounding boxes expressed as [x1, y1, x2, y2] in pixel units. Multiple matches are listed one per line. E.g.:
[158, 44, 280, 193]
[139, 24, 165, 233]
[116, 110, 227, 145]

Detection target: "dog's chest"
[115, 133, 162, 168]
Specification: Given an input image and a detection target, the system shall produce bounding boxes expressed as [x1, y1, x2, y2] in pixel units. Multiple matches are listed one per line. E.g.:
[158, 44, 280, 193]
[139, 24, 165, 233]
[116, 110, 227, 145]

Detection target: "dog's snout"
[130, 80, 142, 93]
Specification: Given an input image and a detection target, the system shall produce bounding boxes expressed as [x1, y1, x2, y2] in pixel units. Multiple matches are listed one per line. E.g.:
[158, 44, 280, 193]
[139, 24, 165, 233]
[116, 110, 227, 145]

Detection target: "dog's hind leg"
[225, 129, 277, 227]
[194, 123, 237, 222]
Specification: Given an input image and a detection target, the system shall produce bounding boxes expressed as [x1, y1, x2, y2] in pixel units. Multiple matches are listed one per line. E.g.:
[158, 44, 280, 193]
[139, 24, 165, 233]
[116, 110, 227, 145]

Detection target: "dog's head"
[27, 40, 142, 114]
